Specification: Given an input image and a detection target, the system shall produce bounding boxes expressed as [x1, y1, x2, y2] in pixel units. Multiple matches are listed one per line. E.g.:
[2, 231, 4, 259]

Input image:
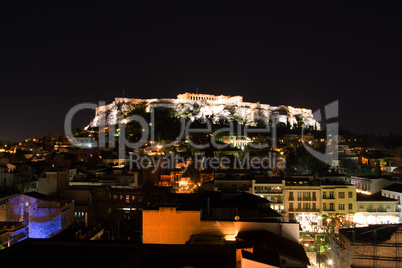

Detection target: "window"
[289, 192, 294, 201]
[312, 192, 316, 200]
[330, 203, 334, 210]
[298, 203, 301, 209]
[323, 203, 327, 210]
[348, 192, 353, 198]
[348, 203, 353, 210]
[329, 192, 334, 198]
[339, 204, 345, 210]
[313, 203, 316, 209]
[339, 192, 345, 198]
[323, 192, 327, 198]
[387, 204, 391, 209]
[359, 204, 364, 210]
[289, 203, 293, 209]
[298, 192, 302, 200]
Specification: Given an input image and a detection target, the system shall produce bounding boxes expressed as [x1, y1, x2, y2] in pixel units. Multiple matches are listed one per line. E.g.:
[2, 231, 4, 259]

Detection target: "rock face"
[86, 94, 320, 130]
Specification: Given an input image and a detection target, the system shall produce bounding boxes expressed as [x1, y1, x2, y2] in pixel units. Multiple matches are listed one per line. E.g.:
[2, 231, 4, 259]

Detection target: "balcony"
[365, 209, 391, 213]
[288, 208, 295, 212]
[288, 197, 294, 201]
[255, 190, 282, 194]
[322, 196, 335, 199]
[295, 208, 320, 212]
[302, 197, 311, 201]
[323, 208, 335, 211]
[312, 197, 317, 201]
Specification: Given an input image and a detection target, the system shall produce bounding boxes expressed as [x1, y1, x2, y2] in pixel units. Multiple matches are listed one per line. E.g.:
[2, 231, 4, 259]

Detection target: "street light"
[328, 259, 333, 266]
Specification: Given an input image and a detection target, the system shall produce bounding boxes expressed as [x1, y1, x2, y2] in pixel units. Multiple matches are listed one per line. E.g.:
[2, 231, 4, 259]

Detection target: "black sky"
[1, 1, 402, 141]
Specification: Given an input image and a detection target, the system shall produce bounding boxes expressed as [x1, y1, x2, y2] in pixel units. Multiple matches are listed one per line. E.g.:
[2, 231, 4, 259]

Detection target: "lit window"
[339, 204, 345, 210]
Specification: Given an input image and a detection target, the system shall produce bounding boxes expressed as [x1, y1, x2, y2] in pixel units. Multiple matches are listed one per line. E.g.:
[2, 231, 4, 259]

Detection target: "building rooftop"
[356, 193, 398, 202]
[382, 183, 402, 193]
[0, 239, 236, 267]
[237, 229, 310, 266]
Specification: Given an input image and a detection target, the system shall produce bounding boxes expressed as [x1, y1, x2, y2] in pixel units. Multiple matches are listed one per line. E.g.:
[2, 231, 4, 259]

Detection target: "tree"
[374, 160, 382, 176]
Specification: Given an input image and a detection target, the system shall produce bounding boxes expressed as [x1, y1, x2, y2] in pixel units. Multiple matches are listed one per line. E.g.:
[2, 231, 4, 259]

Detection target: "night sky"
[1, 1, 402, 141]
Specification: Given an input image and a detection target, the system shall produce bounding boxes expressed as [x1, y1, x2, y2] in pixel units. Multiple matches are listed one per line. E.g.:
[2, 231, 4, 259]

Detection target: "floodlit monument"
[87, 92, 319, 130]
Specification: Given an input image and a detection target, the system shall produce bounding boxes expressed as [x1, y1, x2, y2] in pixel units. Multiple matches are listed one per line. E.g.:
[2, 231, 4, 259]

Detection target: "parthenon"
[177, 92, 243, 103]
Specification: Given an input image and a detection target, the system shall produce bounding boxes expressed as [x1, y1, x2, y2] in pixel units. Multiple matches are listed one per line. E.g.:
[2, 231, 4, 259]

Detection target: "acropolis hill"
[87, 92, 320, 129]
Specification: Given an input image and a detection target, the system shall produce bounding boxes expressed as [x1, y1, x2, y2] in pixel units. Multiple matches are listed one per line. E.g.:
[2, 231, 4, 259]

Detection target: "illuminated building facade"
[321, 185, 356, 214]
[221, 135, 252, 148]
[354, 193, 399, 226]
[285, 185, 321, 232]
[252, 179, 285, 213]
[142, 192, 300, 244]
[350, 176, 399, 195]
[142, 207, 300, 245]
[382, 183, 402, 221]
[4, 193, 74, 239]
[177, 92, 243, 103]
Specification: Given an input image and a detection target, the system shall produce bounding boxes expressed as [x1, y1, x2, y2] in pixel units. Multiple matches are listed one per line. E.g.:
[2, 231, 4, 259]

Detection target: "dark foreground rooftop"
[0, 239, 236, 268]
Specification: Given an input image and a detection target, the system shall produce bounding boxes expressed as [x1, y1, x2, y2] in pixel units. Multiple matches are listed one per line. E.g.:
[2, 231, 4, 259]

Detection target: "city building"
[251, 178, 285, 213]
[354, 193, 399, 226]
[350, 175, 401, 195]
[382, 183, 402, 220]
[3, 192, 74, 238]
[320, 184, 356, 228]
[285, 184, 321, 231]
[37, 168, 70, 197]
[142, 192, 298, 244]
[0, 222, 27, 249]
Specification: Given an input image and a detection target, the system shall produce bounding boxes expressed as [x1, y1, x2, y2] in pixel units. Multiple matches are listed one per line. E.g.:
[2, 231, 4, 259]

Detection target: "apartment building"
[285, 184, 321, 231]
[251, 179, 285, 213]
[354, 193, 399, 226]
[320, 184, 356, 215]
